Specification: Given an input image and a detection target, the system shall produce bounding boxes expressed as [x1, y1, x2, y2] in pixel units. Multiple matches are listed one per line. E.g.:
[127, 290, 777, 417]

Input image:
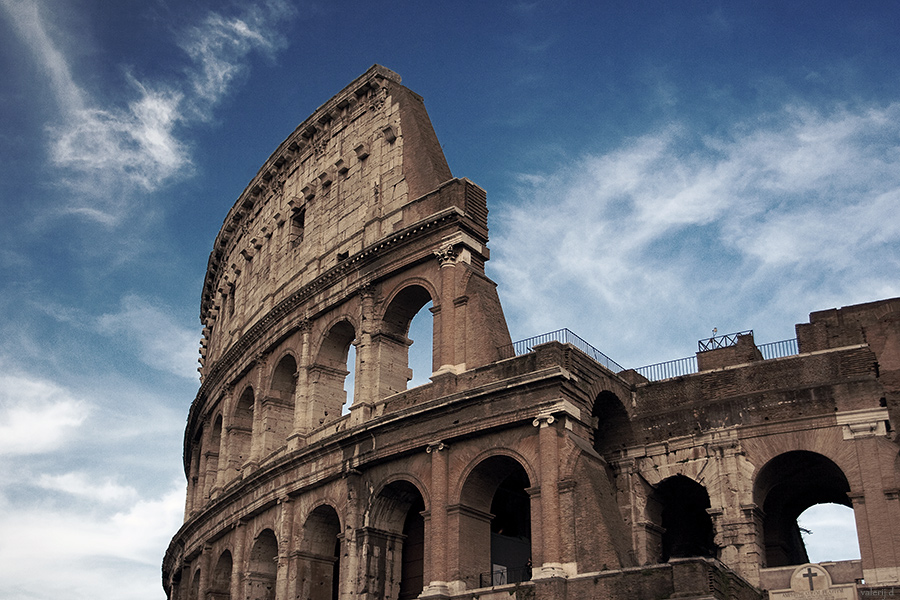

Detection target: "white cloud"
[0, 0, 295, 224]
[0, 483, 185, 600]
[50, 83, 189, 199]
[0, 373, 89, 455]
[0, 0, 85, 112]
[181, 2, 292, 107]
[97, 294, 200, 380]
[492, 102, 900, 366]
[37, 472, 139, 504]
[799, 503, 861, 562]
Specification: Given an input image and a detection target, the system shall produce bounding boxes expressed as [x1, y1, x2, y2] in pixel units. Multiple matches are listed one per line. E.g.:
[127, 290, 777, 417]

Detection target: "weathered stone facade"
[163, 66, 900, 600]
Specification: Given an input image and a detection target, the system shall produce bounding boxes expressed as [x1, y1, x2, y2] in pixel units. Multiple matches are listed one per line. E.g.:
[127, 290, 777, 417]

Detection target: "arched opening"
[755, 451, 853, 567]
[189, 567, 201, 600]
[228, 387, 254, 480]
[209, 550, 233, 600]
[798, 503, 860, 562]
[263, 354, 297, 454]
[343, 343, 357, 414]
[592, 390, 634, 455]
[652, 475, 716, 562]
[459, 456, 533, 588]
[399, 494, 426, 600]
[205, 416, 223, 498]
[310, 320, 356, 428]
[247, 529, 278, 600]
[364, 480, 426, 600]
[379, 285, 433, 397]
[298, 505, 342, 600]
[407, 300, 434, 388]
[190, 427, 204, 511]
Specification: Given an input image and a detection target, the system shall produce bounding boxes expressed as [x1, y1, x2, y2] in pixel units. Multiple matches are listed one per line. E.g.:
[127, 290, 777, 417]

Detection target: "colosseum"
[163, 65, 900, 600]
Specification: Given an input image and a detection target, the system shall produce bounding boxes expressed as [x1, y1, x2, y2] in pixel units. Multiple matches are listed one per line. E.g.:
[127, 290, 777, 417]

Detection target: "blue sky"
[1, 1, 897, 598]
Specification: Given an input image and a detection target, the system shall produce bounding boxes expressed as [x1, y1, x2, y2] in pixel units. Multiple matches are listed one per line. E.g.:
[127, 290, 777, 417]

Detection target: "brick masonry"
[163, 66, 900, 600]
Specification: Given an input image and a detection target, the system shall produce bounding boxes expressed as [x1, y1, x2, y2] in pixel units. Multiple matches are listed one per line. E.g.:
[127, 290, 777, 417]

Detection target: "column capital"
[433, 243, 458, 266]
[426, 441, 449, 453]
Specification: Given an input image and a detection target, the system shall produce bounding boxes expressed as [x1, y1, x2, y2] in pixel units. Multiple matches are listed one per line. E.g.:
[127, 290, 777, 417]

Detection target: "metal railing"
[698, 330, 753, 352]
[758, 338, 799, 360]
[501, 328, 800, 383]
[498, 328, 625, 373]
[634, 355, 698, 381]
[634, 338, 800, 381]
[479, 565, 532, 588]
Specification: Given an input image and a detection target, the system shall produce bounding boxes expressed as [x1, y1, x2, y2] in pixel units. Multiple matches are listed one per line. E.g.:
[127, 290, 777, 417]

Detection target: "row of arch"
[591, 390, 860, 568]
[187, 284, 436, 511]
[173, 439, 859, 600]
[174, 453, 535, 600]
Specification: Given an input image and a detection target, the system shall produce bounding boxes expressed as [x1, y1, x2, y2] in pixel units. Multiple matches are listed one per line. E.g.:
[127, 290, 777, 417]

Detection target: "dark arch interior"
[592, 390, 635, 454]
[382, 285, 434, 391]
[490, 466, 532, 584]
[271, 354, 298, 398]
[755, 451, 852, 567]
[210, 550, 232, 599]
[460, 455, 533, 587]
[399, 494, 426, 600]
[248, 529, 278, 600]
[372, 480, 426, 600]
[383, 285, 433, 338]
[300, 505, 342, 600]
[655, 475, 716, 562]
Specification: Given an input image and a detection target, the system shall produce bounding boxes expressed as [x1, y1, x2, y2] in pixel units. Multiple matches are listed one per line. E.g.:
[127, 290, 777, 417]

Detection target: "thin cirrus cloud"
[96, 294, 200, 381]
[181, 3, 293, 108]
[0, 0, 295, 223]
[492, 101, 900, 364]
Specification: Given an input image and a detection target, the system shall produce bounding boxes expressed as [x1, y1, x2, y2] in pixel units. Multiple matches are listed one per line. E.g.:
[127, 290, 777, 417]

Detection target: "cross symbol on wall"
[802, 567, 818, 590]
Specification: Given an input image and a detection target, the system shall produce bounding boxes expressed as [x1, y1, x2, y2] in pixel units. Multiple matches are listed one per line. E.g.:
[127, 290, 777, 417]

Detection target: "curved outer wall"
[164, 66, 900, 600]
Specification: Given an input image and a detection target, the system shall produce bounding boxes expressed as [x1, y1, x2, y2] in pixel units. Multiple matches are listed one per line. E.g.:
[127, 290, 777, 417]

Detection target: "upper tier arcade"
[187, 65, 512, 480]
[198, 65, 474, 369]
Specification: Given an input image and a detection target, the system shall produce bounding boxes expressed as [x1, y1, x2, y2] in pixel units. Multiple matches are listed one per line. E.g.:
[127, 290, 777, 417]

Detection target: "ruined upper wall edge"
[199, 65, 403, 322]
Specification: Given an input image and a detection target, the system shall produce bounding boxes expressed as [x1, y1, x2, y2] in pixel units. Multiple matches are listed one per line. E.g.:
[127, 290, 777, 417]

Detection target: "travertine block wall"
[199, 65, 452, 369]
[165, 66, 900, 600]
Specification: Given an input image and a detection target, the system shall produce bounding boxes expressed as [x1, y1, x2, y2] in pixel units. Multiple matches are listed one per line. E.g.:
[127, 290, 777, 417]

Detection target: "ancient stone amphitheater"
[163, 65, 900, 600]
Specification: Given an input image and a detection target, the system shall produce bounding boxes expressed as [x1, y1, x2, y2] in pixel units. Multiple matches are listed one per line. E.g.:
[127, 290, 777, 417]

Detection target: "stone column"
[422, 441, 450, 599]
[343, 469, 363, 600]
[276, 497, 295, 600]
[289, 319, 312, 446]
[846, 422, 900, 584]
[533, 414, 567, 579]
[220, 385, 238, 483]
[249, 354, 268, 465]
[197, 545, 211, 600]
[352, 285, 376, 416]
[434, 243, 459, 375]
[230, 521, 247, 600]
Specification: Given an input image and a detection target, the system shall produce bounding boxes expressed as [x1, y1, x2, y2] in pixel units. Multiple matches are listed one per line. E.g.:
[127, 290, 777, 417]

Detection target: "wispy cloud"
[37, 472, 139, 504]
[181, 1, 293, 108]
[97, 294, 200, 380]
[0, 0, 85, 112]
[0, 0, 295, 224]
[492, 102, 900, 365]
